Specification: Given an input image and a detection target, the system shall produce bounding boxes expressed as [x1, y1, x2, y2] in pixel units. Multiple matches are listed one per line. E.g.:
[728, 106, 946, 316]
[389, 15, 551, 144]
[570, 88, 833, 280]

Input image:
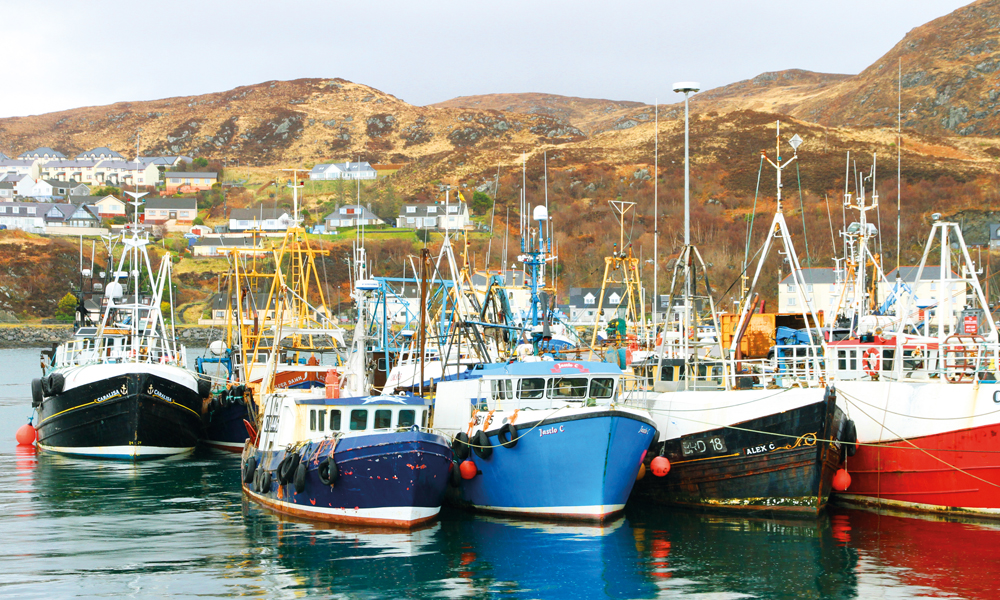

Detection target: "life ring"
[31, 378, 44, 408]
[472, 430, 493, 460]
[452, 432, 471, 461]
[293, 462, 307, 494]
[862, 348, 881, 378]
[318, 454, 338, 486]
[497, 423, 518, 448]
[278, 453, 300, 485]
[242, 456, 257, 484]
[843, 419, 858, 457]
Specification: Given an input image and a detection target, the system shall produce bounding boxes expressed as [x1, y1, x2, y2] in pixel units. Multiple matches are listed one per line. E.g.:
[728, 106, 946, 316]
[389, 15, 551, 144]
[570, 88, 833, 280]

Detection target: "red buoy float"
[459, 460, 478, 480]
[15, 421, 36, 446]
[651, 455, 671, 477]
[833, 468, 852, 491]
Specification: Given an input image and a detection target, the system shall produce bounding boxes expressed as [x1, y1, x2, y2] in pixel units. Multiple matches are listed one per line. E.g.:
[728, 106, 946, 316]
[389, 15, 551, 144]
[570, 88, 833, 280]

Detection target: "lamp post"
[672, 82, 700, 245]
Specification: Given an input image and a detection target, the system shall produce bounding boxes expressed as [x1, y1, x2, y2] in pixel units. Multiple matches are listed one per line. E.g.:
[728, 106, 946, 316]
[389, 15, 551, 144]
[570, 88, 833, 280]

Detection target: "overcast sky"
[3, 0, 973, 118]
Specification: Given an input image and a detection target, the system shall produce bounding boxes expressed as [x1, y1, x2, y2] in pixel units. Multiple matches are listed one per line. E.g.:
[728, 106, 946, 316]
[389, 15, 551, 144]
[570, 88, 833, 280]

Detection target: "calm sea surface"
[1, 347, 999, 599]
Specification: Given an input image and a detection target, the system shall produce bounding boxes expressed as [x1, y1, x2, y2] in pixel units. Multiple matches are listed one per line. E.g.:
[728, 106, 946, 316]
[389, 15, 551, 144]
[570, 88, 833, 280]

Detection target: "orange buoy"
[651, 455, 671, 477]
[636, 463, 646, 481]
[15, 421, 36, 446]
[460, 460, 477, 480]
[833, 468, 852, 491]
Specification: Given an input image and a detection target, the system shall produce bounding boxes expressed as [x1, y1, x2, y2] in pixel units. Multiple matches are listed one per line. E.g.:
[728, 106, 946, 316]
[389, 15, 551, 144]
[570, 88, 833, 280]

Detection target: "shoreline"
[0, 324, 224, 348]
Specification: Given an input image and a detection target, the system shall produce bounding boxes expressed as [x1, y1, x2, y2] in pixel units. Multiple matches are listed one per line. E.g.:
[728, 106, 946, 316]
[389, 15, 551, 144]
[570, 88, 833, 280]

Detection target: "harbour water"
[2, 347, 998, 599]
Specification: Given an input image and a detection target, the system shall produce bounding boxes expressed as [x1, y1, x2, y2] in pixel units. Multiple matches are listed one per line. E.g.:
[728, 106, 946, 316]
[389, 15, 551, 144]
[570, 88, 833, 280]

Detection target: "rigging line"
[825, 194, 837, 263]
[837, 387, 1000, 421]
[717, 239, 769, 308]
[795, 161, 811, 268]
[840, 392, 1000, 490]
[743, 154, 765, 274]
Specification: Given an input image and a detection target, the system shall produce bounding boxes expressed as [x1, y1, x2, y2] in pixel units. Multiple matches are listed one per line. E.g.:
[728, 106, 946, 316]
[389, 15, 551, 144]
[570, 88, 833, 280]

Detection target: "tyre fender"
[497, 423, 518, 449]
[472, 430, 493, 460]
[293, 461, 307, 494]
[31, 378, 44, 408]
[452, 431, 471, 461]
[242, 456, 257, 484]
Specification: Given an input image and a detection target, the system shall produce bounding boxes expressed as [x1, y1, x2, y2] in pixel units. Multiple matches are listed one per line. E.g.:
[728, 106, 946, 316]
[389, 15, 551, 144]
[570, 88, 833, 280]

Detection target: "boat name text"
[539, 425, 564, 437]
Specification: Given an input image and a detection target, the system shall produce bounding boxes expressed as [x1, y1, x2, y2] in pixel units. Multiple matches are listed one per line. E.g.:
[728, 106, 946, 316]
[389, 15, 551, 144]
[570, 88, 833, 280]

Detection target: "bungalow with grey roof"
[0, 201, 46, 232]
[397, 201, 470, 230]
[144, 197, 197, 223]
[192, 236, 267, 258]
[164, 171, 217, 194]
[95, 160, 160, 186]
[324, 204, 384, 229]
[309, 161, 376, 181]
[229, 207, 291, 232]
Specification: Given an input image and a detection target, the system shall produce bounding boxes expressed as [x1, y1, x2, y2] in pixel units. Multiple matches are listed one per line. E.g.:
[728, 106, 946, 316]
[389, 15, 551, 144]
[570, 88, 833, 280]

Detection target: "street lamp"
[672, 81, 700, 245]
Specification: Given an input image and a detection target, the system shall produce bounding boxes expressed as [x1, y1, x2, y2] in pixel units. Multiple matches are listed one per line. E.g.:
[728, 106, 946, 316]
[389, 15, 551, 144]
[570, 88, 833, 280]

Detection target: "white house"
[94, 161, 160, 186]
[229, 207, 292, 232]
[309, 161, 377, 181]
[0, 174, 36, 198]
[77, 147, 124, 161]
[144, 197, 198, 223]
[40, 159, 101, 184]
[94, 195, 126, 218]
[397, 202, 470, 230]
[566, 287, 626, 327]
[0, 201, 46, 232]
[0, 159, 40, 180]
[324, 204, 384, 229]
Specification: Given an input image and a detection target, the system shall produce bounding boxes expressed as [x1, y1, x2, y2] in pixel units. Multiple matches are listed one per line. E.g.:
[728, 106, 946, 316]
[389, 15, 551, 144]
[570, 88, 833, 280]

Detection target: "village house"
[163, 171, 217, 194]
[309, 161, 377, 181]
[93, 195, 126, 218]
[200, 290, 274, 325]
[0, 174, 35, 198]
[42, 204, 77, 228]
[76, 147, 124, 161]
[324, 204, 384, 229]
[40, 159, 101, 184]
[191, 235, 266, 258]
[396, 202, 470, 230]
[18, 147, 66, 163]
[566, 287, 626, 327]
[139, 156, 193, 172]
[229, 207, 291, 232]
[0, 159, 40, 180]
[143, 197, 198, 223]
[0, 201, 46, 232]
[94, 160, 160, 186]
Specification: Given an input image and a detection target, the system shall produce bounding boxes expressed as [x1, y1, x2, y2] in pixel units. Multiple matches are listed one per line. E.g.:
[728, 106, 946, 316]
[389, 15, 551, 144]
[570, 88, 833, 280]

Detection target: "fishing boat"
[241, 255, 452, 527]
[823, 205, 1000, 517]
[31, 194, 207, 459]
[199, 179, 345, 452]
[435, 359, 657, 520]
[627, 120, 850, 514]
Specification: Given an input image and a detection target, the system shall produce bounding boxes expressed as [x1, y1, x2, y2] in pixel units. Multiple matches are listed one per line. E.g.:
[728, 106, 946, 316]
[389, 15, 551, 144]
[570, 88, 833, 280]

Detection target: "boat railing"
[54, 334, 184, 369]
[772, 343, 826, 387]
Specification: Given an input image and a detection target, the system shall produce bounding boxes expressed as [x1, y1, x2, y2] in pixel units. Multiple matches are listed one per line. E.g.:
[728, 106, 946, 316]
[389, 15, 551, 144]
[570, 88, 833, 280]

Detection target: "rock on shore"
[0, 326, 224, 348]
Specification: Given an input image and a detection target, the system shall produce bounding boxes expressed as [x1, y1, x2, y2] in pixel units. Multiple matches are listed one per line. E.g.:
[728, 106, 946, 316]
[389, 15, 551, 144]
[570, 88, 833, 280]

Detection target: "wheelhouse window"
[491, 379, 514, 400]
[590, 378, 615, 398]
[549, 377, 588, 399]
[374, 409, 392, 429]
[330, 410, 342, 431]
[518, 378, 545, 399]
[317, 409, 326, 431]
[350, 409, 368, 431]
[309, 409, 317, 430]
[398, 409, 415, 428]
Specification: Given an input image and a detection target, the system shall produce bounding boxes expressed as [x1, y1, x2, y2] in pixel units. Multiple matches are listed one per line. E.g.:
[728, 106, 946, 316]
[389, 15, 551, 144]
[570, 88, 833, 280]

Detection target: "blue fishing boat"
[242, 391, 452, 527]
[434, 359, 657, 520]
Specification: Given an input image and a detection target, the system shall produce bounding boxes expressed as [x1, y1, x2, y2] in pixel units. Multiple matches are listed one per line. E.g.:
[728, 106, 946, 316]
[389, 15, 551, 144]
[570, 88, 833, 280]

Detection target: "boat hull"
[631, 391, 846, 515]
[834, 380, 1000, 517]
[202, 395, 252, 453]
[242, 430, 452, 528]
[36, 369, 203, 460]
[449, 410, 657, 520]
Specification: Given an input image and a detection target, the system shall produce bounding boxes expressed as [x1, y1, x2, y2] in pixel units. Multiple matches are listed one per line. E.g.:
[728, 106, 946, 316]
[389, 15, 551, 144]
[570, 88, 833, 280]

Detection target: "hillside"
[429, 93, 647, 135]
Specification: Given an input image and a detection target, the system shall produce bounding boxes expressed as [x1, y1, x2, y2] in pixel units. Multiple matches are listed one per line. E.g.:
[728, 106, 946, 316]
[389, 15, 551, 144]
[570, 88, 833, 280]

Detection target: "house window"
[448, 206, 457, 213]
[584, 294, 595, 305]
[788, 297, 797, 306]
[406, 206, 416, 214]
[427, 207, 437, 214]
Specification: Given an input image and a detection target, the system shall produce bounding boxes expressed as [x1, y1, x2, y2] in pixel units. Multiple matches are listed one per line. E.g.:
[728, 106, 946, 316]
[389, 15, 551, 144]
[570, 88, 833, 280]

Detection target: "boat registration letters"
[681, 435, 727, 457]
